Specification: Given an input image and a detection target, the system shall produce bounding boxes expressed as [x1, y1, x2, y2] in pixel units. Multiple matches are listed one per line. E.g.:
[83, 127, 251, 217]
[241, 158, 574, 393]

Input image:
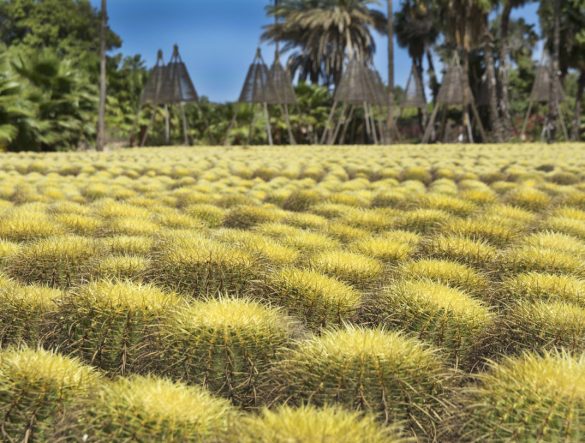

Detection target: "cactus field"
[1, 144, 585, 441]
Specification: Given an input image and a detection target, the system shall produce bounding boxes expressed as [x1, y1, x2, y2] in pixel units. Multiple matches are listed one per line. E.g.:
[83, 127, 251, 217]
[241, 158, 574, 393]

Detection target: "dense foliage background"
[0, 0, 582, 151]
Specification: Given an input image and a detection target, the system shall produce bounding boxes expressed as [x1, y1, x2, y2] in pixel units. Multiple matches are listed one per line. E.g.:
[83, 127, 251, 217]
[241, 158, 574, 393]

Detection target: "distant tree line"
[0, 0, 583, 151]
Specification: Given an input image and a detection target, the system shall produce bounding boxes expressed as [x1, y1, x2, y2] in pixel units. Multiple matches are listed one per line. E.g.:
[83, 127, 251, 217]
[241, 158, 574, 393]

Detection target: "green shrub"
[239, 405, 406, 443]
[48, 280, 181, 374]
[265, 268, 361, 330]
[55, 376, 237, 442]
[446, 352, 585, 442]
[266, 326, 451, 437]
[0, 348, 100, 441]
[153, 297, 298, 407]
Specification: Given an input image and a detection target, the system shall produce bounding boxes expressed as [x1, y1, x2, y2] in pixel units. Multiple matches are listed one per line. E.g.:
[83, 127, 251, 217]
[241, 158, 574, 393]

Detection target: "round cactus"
[369, 279, 494, 363]
[0, 281, 61, 347]
[265, 326, 452, 438]
[55, 375, 237, 442]
[265, 267, 362, 330]
[425, 234, 497, 267]
[0, 348, 100, 441]
[94, 254, 151, 281]
[446, 351, 585, 442]
[239, 405, 407, 443]
[493, 301, 585, 356]
[47, 280, 182, 374]
[151, 234, 258, 297]
[223, 205, 284, 229]
[152, 297, 299, 407]
[398, 259, 489, 296]
[499, 272, 585, 307]
[498, 246, 585, 277]
[6, 235, 104, 288]
[309, 250, 382, 288]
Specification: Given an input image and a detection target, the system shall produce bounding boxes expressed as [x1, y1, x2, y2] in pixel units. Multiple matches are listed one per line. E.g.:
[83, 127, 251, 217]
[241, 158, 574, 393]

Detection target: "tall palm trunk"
[547, 0, 561, 142]
[426, 48, 439, 103]
[573, 71, 585, 141]
[97, 0, 107, 151]
[498, 1, 514, 138]
[484, 27, 503, 142]
[386, 0, 395, 143]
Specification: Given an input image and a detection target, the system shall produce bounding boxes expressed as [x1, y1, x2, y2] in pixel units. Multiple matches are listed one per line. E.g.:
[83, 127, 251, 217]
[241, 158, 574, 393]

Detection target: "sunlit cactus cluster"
[0, 144, 584, 440]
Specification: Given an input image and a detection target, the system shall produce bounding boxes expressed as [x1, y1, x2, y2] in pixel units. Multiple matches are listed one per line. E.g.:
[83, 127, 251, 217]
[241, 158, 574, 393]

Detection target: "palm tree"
[395, 0, 440, 101]
[498, 0, 534, 138]
[539, 0, 584, 141]
[386, 0, 395, 142]
[437, 0, 502, 141]
[263, 0, 386, 87]
[97, 0, 107, 151]
[12, 49, 98, 151]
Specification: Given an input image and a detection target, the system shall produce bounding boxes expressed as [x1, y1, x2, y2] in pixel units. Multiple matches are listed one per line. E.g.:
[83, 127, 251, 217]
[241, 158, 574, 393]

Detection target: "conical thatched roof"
[402, 64, 426, 109]
[239, 48, 277, 104]
[140, 50, 167, 106]
[267, 53, 297, 105]
[530, 57, 565, 103]
[436, 54, 474, 106]
[159, 45, 199, 104]
[334, 57, 384, 105]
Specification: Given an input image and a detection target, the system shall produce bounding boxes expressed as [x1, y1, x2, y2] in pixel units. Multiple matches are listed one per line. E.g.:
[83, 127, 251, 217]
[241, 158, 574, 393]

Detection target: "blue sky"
[90, 0, 541, 103]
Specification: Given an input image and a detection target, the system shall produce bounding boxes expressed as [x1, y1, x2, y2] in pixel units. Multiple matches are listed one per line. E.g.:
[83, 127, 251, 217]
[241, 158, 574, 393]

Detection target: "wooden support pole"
[224, 109, 238, 146]
[339, 105, 355, 144]
[263, 102, 273, 146]
[364, 101, 372, 142]
[422, 104, 440, 143]
[321, 101, 338, 145]
[329, 103, 348, 145]
[464, 109, 474, 143]
[521, 100, 535, 140]
[470, 102, 488, 142]
[247, 105, 257, 145]
[180, 103, 190, 145]
[282, 104, 296, 145]
[140, 107, 157, 147]
[164, 105, 171, 145]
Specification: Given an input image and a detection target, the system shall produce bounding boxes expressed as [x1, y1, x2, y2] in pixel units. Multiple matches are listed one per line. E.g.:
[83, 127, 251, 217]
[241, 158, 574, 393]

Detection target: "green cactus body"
[48, 280, 181, 374]
[155, 298, 298, 407]
[267, 327, 451, 438]
[0, 348, 99, 441]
